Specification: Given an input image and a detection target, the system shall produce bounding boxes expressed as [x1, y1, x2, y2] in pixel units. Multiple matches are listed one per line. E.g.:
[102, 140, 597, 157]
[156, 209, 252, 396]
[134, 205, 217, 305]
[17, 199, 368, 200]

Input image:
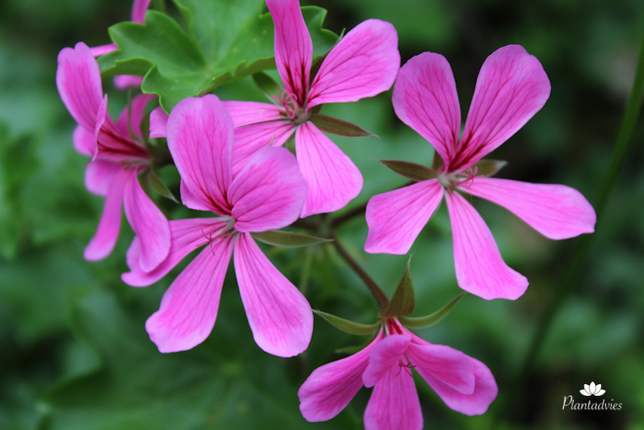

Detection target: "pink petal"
[123, 166, 170, 272]
[131, 0, 152, 23]
[265, 0, 312, 104]
[122, 218, 230, 287]
[445, 190, 528, 300]
[125, 235, 143, 275]
[231, 120, 296, 176]
[462, 178, 596, 240]
[94, 95, 149, 162]
[363, 367, 423, 430]
[115, 93, 155, 140]
[363, 334, 411, 388]
[83, 166, 132, 261]
[57, 42, 103, 132]
[113, 75, 144, 90]
[418, 355, 498, 416]
[166, 95, 234, 215]
[392, 52, 461, 169]
[365, 180, 443, 255]
[90, 44, 118, 57]
[406, 339, 475, 395]
[149, 106, 169, 138]
[179, 180, 216, 212]
[307, 19, 400, 109]
[453, 45, 551, 170]
[295, 122, 363, 217]
[145, 237, 234, 353]
[222, 101, 285, 127]
[229, 147, 307, 233]
[299, 331, 384, 422]
[233, 233, 312, 357]
[73, 125, 96, 157]
[84, 160, 121, 196]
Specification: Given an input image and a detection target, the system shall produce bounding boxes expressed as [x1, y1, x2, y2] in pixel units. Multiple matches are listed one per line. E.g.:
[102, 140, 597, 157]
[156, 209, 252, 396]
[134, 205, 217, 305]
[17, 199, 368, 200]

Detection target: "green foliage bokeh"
[1, 0, 643, 429]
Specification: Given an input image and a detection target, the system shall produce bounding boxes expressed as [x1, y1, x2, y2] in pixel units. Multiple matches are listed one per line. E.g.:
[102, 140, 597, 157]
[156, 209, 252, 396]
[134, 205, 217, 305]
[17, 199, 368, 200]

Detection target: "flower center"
[196, 217, 237, 249]
[395, 360, 416, 377]
[274, 90, 311, 124]
[437, 166, 481, 191]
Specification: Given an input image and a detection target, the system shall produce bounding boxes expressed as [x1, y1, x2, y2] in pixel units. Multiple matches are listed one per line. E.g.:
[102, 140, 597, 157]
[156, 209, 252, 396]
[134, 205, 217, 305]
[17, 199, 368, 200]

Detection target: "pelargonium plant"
[55, 0, 596, 428]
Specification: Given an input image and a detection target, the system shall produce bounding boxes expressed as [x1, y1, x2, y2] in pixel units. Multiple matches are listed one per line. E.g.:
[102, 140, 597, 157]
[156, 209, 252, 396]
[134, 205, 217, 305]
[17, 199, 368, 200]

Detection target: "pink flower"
[56, 42, 170, 271]
[220, 0, 400, 217]
[122, 95, 313, 357]
[298, 318, 497, 429]
[365, 45, 596, 300]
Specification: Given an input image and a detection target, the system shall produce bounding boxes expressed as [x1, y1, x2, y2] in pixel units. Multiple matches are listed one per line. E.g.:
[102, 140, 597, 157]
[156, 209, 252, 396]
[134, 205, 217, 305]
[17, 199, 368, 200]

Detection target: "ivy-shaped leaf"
[98, 1, 338, 111]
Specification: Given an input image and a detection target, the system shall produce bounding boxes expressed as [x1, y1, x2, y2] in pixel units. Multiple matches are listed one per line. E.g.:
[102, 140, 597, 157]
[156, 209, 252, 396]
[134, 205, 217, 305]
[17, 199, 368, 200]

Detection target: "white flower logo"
[580, 382, 605, 396]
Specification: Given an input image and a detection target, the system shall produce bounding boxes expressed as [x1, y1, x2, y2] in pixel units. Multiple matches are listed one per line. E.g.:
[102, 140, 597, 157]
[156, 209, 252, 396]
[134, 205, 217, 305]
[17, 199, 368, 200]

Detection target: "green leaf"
[378, 159, 437, 181]
[144, 168, 178, 203]
[309, 114, 376, 137]
[252, 72, 284, 101]
[472, 159, 507, 177]
[398, 292, 466, 329]
[251, 230, 332, 248]
[313, 310, 380, 335]
[99, 11, 206, 77]
[99, 2, 338, 111]
[381, 256, 415, 317]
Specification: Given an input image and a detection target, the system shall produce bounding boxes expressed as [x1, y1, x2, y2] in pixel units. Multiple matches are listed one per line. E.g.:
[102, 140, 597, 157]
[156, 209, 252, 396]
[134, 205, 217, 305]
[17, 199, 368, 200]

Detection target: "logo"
[580, 382, 605, 396]
[562, 382, 622, 411]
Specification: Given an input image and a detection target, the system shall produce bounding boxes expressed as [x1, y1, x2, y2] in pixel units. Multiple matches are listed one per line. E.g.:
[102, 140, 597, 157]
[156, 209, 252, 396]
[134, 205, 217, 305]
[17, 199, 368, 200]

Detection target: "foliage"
[1, 0, 643, 429]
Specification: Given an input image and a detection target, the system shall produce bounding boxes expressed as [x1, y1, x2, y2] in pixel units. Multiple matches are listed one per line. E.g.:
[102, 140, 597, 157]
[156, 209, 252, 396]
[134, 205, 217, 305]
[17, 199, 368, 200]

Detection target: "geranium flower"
[365, 45, 596, 300]
[220, 0, 400, 217]
[298, 318, 497, 429]
[122, 95, 313, 358]
[56, 42, 170, 271]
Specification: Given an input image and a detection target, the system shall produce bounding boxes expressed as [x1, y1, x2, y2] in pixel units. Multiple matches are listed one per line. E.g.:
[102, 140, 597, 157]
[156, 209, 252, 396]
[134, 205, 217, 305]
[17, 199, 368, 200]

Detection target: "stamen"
[395, 360, 416, 377]
[273, 90, 298, 120]
[455, 166, 479, 188]
[194, 219, 236, 250]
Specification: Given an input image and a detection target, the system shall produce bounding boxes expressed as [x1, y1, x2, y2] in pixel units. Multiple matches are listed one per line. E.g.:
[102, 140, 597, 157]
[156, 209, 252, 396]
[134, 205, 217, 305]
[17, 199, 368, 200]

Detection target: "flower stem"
[330, 233, 390, 311]
[330, 203, 367, 228]
[516, 22, 644, 388]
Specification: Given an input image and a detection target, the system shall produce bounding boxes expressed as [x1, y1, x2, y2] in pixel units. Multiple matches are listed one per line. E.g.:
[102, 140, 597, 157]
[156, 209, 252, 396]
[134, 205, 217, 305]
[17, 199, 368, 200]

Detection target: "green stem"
[330, 203, 366, 228]
[330, 233, 389, 311]
[517, 23, 644, 386]
[329, 181, 416, 228]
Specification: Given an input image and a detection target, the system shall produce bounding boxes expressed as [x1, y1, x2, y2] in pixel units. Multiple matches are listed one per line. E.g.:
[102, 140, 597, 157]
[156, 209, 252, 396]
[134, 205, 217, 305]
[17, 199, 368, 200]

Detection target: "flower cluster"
[56, 0, 596, 428]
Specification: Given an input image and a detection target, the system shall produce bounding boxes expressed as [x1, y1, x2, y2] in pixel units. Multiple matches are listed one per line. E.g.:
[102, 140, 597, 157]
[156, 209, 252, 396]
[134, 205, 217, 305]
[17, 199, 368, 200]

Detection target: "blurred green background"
[1, 0, 643, 429]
